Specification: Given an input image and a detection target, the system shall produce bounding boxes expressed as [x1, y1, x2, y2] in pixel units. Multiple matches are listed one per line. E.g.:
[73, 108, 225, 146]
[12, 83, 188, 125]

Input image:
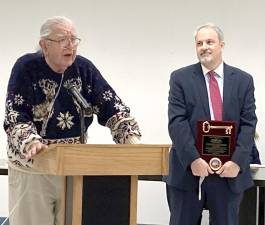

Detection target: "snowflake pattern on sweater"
[4, 52, 141, 167]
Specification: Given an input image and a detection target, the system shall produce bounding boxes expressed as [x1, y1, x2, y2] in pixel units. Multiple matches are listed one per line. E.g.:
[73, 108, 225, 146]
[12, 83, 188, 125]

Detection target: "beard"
[198, 52, 212, 63]
[197, 48, 223, 69]
[198, 54, 215, 69]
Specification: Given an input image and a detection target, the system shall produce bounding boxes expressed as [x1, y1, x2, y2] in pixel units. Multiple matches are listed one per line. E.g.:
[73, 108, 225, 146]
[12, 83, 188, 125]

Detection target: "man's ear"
[39, 39, 48, 55]
[221, 41, 225, 49]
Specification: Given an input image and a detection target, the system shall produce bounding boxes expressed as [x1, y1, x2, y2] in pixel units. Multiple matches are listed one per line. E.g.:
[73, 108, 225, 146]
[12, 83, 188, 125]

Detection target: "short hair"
[40, 16, 75, 38]
[194, 23, 224, 42]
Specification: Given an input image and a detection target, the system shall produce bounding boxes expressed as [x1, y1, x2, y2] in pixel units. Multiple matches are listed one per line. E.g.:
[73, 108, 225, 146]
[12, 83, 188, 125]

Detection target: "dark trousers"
[167, 175, 243, 225]
[239, 185, 264, 225]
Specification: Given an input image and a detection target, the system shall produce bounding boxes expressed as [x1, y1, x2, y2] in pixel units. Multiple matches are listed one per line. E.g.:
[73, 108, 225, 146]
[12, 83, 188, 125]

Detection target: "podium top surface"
[33, 144, 170, 176]
[48, 143, 171, 149]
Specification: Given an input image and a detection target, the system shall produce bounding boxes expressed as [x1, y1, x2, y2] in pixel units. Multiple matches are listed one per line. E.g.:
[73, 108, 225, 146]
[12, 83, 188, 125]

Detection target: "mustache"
[200, 50, 211, 55]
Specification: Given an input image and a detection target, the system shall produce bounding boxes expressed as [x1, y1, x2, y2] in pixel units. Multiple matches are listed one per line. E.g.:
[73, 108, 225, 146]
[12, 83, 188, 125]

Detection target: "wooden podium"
[33, 144, 169, 225]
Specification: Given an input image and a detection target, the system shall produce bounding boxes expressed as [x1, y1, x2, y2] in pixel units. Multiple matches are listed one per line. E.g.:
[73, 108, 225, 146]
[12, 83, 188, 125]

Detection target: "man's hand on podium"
[25, 141, 48, 160]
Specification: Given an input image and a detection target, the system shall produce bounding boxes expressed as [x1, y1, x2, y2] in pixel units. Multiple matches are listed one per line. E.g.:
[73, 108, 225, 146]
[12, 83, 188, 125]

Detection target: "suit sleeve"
[232, 76, 257, 170]
[168, 72, 200, 170]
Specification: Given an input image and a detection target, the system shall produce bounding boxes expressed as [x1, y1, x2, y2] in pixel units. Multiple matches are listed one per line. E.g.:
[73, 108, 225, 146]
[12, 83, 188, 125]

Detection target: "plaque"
[196, 120, 236, 171]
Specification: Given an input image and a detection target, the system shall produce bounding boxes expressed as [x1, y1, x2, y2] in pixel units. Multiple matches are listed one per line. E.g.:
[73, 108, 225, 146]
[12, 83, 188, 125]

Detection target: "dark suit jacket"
[250, 142, 261, 164]
[164, 62, 257, 193]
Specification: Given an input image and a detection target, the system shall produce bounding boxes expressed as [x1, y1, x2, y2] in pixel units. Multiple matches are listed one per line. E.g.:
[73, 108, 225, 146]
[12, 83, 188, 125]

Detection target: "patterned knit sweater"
[4, 52, 141, 168]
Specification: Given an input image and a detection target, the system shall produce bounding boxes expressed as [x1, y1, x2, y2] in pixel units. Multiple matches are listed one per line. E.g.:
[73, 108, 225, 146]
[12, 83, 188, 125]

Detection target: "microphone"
[66, 84, 93, 115]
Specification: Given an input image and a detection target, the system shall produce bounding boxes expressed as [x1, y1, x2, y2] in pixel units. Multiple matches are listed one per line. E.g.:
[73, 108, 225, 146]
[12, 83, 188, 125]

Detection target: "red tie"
[209, 71, 222, 121]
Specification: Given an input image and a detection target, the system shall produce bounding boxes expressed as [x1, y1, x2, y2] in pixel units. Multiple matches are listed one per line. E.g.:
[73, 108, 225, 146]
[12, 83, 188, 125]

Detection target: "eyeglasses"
[46, 36, 81, 48]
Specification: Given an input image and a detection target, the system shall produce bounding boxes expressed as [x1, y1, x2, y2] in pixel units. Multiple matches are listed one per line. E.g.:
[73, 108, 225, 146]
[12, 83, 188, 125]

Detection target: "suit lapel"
[223, 63, 235, 120]
[192, 63, 210, 118]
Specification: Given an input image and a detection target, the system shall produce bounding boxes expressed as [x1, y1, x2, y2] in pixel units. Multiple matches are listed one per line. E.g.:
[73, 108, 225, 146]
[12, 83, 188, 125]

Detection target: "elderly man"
[164, 23, 257, 225]
[4, 16, 141, 225]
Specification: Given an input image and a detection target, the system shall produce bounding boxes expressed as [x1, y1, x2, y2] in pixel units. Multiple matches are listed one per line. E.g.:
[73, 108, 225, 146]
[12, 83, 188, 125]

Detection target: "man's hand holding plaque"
[191, 158, 214, 177]
[216, 161, 240, 178]
[196, 120, 236, 173]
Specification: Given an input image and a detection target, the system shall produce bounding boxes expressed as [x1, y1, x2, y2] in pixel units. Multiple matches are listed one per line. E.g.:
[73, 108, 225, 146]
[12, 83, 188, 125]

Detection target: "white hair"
[194, 23, 224, 42]
[40, 16, 75, 38]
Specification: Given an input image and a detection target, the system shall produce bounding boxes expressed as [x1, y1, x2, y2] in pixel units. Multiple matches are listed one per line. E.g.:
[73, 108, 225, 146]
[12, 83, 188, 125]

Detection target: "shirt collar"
[201, 62, 224, 79]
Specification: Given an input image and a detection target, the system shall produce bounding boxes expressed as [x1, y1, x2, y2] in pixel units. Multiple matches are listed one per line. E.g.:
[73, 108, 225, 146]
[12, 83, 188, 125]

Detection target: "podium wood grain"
[33, 144, 170, 225]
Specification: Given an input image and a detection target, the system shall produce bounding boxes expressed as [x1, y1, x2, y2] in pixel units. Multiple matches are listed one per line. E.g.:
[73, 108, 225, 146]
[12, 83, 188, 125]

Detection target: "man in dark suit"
[164, 23, 257, 225]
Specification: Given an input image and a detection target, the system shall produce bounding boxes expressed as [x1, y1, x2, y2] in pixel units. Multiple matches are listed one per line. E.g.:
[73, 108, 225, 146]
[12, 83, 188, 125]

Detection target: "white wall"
[1, 0, 265, 224]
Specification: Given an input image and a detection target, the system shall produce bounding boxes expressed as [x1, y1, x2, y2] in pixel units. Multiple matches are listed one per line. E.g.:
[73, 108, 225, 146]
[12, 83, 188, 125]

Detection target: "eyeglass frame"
[45, 36, 81, 48]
